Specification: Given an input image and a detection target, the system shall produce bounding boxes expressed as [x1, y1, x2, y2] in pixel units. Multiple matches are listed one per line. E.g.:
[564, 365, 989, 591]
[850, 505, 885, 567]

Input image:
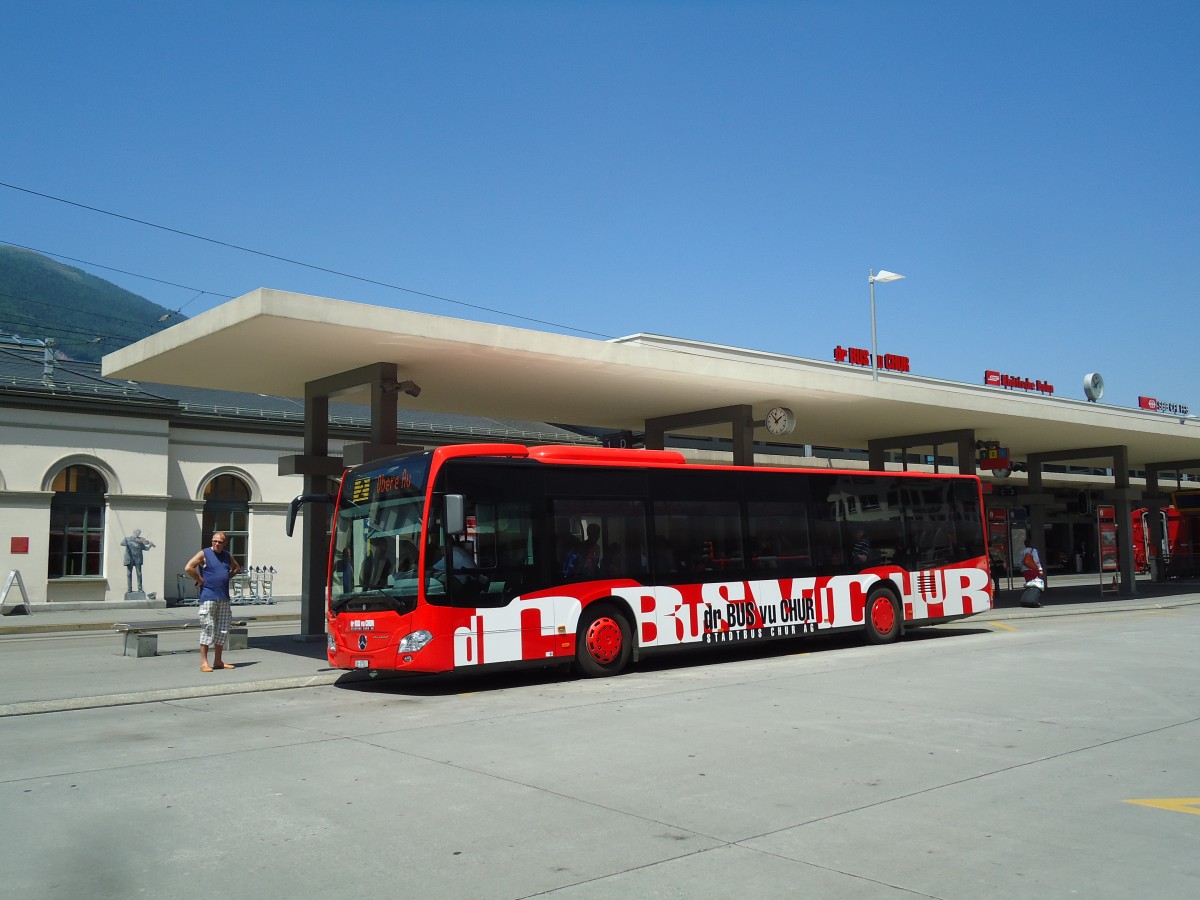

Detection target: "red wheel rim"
[585, 617, 622, 664]
[871, 596, 895, 634]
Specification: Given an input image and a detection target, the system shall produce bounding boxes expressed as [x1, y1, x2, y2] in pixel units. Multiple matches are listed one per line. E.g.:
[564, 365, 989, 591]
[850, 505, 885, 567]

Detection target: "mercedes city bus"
[290, 444, 991, 677]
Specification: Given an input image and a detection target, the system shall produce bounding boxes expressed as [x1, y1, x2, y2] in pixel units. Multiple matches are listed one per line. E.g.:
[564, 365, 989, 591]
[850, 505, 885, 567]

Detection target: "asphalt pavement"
[3, 574, 1199, 718]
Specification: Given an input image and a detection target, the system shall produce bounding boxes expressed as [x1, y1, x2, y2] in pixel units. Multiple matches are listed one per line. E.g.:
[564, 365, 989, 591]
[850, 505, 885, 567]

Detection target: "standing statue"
[121, 529, 155, 593]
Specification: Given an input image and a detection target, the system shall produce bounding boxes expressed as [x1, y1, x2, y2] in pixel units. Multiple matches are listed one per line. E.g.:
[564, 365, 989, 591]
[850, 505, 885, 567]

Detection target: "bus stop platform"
[0, 597, 303, 635]
[3, 574, 1196, 636]
[3, 577, 1199, 718]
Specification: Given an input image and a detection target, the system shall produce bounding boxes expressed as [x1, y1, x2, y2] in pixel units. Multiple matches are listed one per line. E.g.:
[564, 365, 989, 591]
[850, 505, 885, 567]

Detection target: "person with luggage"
[1019, 537, 1045, 608]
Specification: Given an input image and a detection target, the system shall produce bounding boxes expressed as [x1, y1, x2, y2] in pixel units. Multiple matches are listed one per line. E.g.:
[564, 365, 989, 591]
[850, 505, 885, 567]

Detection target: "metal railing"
[230, 566, 277, 605]
[176, 566, 277, 605]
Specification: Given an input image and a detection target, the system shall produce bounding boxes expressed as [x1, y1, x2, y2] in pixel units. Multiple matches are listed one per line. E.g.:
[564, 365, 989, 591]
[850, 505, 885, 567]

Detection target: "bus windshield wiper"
[330, 589, 388, 612]
[330, 589, 414, 615]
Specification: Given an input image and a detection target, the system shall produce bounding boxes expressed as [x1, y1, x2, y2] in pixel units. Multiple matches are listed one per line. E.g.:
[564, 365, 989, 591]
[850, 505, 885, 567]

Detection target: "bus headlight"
[327, 632, 337, 653]
[397, 630, 433, 652]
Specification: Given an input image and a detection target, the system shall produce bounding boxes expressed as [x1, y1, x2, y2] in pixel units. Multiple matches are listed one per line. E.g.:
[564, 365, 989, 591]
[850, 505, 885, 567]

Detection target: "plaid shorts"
[198, 599, 232, 646]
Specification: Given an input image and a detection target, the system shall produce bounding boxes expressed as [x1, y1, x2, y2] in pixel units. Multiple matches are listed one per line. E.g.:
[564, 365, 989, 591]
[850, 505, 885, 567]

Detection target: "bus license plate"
[354, 659, 369, 669]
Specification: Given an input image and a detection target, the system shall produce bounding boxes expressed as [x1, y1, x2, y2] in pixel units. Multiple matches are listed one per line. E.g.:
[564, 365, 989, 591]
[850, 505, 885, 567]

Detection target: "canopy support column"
[280, 362, 402, 636]
[1028, 446, 1134, 596]
[645, 405, 756, 466]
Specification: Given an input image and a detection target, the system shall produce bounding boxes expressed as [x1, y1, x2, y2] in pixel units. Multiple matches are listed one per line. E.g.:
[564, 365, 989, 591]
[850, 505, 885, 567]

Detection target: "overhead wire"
[0, 288, 176, 335]
[0, 306, 126, 347]
[0, 180, 612, 339]
[0, 239, 221, 325]
[0, 305, 174, 362]
[0, 240, 235, 302]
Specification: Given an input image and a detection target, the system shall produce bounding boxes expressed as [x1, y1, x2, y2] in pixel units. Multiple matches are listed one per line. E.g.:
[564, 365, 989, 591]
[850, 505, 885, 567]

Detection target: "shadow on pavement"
[256, 577, 1200, 699]
[993, 575, 1200, 609]
[331, 623, 990, 698]
[247, 634, 331, 661]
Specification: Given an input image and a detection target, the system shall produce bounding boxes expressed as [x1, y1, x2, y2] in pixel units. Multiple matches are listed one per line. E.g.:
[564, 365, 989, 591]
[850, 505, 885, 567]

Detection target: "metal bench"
[113, 618, 252, 657]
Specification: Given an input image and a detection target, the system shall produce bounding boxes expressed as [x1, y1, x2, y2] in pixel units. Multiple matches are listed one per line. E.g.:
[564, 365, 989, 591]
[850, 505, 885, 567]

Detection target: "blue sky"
[2, 0, 1197, 411]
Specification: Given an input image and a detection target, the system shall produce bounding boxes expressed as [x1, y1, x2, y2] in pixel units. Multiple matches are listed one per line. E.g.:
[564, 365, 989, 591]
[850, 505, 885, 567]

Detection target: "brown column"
[283, 362, 404, 636]
[1028, 445, 1134, 596]
[300, 393, 331, 636]
[644, 405, 758, 466]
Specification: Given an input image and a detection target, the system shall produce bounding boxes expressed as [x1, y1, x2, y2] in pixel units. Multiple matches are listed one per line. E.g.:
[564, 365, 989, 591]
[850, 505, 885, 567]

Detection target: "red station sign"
[834, 346, 911, 373]
[1139, 396, 1190, 416]
[984, 370, 1054, 395]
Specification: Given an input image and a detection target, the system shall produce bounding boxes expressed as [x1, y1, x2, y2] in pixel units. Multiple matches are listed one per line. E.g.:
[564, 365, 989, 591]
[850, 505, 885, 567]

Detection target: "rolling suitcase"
[1020, 579, 1044, 608]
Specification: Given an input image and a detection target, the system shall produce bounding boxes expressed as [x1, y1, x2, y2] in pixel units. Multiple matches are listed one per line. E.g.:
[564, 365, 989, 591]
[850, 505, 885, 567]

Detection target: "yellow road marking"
[1125, 798, 1200, 816]
[988, 622, 1017, 631]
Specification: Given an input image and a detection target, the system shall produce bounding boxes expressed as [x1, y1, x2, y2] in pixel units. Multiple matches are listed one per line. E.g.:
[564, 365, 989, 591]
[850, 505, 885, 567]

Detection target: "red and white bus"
[293, 444, 991, 677]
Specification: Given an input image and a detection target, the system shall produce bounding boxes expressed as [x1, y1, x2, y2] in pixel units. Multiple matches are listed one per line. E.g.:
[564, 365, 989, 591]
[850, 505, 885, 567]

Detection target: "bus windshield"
[330, 452, 432, 614]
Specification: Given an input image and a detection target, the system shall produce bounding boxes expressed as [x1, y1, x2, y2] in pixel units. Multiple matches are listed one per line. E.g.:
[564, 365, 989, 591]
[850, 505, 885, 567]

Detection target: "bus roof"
[429, 443, 981, 480]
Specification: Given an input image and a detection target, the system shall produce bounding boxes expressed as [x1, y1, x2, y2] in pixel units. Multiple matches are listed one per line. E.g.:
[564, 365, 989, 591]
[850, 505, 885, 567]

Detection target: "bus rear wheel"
[576, 604, 632, 677]
[864, 587, 901, 644]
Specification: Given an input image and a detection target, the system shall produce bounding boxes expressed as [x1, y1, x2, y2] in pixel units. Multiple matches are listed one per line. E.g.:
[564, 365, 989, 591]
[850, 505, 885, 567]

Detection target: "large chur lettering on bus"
[447, 562, 990, 668]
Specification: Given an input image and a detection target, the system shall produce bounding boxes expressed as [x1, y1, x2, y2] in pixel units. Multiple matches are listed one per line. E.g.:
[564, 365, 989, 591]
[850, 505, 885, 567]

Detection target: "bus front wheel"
[864, 587, 902, 644]
[576, 604, 632, 677]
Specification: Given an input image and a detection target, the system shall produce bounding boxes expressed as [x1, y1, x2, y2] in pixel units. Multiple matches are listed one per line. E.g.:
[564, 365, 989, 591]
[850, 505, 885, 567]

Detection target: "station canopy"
[103, 288, 1200, 470]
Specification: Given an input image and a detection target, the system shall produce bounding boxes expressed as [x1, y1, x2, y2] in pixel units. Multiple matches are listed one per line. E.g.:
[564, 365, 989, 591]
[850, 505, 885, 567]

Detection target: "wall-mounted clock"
[764, 406, 796, 436]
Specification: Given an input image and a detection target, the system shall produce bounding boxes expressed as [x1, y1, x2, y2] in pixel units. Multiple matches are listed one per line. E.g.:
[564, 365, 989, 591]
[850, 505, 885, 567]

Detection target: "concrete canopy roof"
[103, 288, 1200, 471]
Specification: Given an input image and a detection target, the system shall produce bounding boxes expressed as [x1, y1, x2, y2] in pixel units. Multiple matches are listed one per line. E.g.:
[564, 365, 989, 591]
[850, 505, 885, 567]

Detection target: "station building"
[0, 338, 588, 608]
[4, 288, 1197, 624]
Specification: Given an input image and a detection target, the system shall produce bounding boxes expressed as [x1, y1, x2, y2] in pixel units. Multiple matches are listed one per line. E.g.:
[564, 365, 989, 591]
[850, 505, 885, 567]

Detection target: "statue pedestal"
[123, 591, 165, 608]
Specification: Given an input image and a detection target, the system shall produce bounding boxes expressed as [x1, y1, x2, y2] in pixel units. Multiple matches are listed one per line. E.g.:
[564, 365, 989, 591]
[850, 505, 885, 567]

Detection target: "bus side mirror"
[286, 493, 333, 537]
[445, 494, 466, 536]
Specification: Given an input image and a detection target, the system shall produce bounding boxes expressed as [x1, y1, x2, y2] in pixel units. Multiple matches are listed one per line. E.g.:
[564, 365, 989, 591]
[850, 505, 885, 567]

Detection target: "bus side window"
[557, 531, 583, 581]
[468, 500, 538, 601]
[747, 501, 812, 576]
[652, 499, 741, 582]
[551, 499, 648, 584]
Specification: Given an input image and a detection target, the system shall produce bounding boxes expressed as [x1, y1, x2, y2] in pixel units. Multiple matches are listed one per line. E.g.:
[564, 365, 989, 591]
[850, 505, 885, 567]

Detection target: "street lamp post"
[868, 269, 905, 381]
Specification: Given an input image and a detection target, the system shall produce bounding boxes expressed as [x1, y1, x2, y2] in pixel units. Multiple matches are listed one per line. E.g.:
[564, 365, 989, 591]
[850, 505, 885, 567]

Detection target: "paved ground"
[3, 580, 1198, 899]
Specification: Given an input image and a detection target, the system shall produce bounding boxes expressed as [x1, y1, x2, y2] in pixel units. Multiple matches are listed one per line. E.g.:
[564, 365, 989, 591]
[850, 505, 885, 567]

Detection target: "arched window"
[49, 464, 107, 578]
[202, 474, 251, 562]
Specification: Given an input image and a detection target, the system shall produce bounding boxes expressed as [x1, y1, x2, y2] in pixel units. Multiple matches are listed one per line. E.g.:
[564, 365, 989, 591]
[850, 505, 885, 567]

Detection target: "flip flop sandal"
[200, 664, 214, 672]
[219, 663, 236, 669]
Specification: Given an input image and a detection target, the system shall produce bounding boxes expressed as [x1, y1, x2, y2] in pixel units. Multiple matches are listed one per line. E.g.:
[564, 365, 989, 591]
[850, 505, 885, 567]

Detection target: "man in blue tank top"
[184, 532, 243, 672]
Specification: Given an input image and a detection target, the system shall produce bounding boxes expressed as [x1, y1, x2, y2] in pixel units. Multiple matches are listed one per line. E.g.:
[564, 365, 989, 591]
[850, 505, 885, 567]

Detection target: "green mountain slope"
[0, 245, 185, 361]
